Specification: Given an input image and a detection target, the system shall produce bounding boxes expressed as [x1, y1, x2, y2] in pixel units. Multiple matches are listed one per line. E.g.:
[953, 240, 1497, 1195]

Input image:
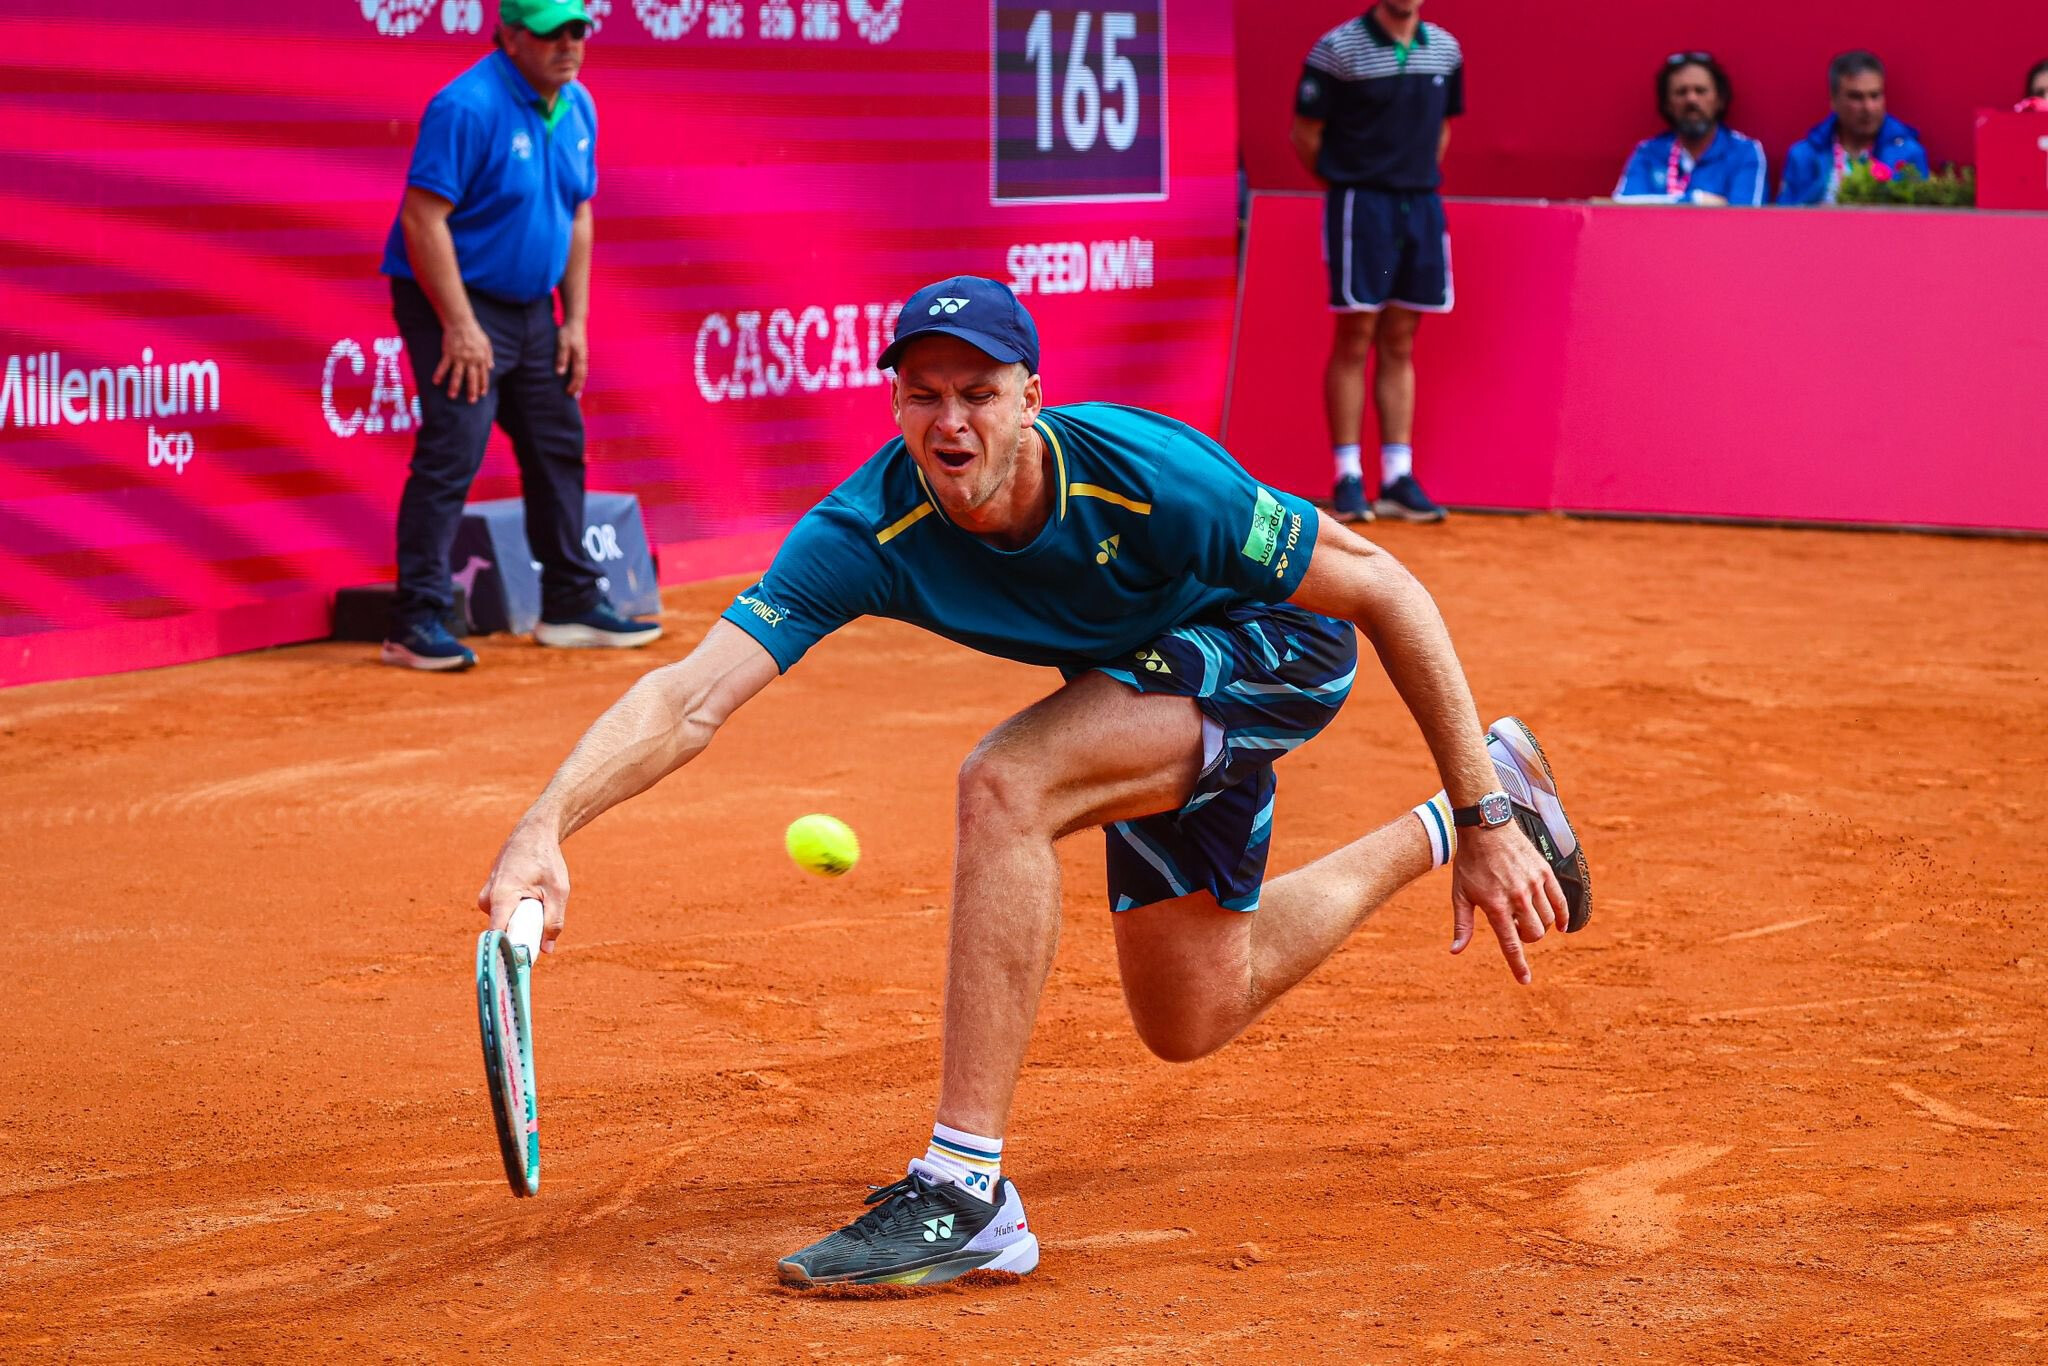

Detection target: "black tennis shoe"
[778, 1160, 1039, 1288]
[1486, 716, 1592, 932]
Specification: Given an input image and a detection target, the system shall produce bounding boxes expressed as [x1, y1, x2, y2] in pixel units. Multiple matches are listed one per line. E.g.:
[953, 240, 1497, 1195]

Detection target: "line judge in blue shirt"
[379, 0, 657, 671]
[477, 276, 1592, 1289]
[1613, 53, 1767, 206]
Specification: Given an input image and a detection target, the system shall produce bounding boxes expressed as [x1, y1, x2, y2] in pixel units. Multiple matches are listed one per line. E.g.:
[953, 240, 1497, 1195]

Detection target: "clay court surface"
[5, 517, 2045, 1363]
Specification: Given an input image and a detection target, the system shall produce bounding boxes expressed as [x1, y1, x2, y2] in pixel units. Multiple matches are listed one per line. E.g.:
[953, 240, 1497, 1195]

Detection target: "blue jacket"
[381, 51, 599, 303]
[1777, 113, 1929, 206]
[1614, 126, 1768, 205]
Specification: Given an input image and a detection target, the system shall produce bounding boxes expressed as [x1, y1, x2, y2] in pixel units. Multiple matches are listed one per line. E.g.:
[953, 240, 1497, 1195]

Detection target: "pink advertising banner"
[1, 2, 1240, 687]
[1226, 193, 2048, 534]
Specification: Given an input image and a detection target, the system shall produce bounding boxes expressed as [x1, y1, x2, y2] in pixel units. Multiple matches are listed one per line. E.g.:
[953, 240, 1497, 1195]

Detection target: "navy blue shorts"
[1090, 603, 1358, 913]
[1322, 187, 1453, 314]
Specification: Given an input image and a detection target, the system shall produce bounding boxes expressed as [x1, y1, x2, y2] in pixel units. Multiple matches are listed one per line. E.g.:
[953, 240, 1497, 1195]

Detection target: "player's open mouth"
[933, 447, 976, 472]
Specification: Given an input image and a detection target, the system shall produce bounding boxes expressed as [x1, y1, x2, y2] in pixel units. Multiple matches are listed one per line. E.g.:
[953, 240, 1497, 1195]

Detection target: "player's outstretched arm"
[477, 621, 780, 952]
[1287, 513, 1567, 983]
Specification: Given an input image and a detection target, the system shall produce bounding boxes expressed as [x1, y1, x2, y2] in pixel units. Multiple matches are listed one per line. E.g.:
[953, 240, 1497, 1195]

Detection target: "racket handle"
[509, 898, 545, 959]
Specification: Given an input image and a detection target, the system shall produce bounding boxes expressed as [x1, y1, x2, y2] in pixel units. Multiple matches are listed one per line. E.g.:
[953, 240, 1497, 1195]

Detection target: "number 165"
[1024, 10, 1141, 154]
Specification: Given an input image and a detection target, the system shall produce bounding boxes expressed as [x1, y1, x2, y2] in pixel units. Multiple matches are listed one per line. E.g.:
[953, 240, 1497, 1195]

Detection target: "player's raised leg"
[1116, 716, 1592, 1061]
[1114, 810, 1435, 1062]
[776, 672, 1205, 1288]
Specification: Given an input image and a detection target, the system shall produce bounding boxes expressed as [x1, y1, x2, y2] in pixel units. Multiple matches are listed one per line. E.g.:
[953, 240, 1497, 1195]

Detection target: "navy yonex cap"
[879, 276, 1041, 374]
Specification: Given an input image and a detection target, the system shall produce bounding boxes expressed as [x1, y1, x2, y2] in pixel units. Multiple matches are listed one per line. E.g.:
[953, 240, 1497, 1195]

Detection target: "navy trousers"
[391, 277, 603, 628]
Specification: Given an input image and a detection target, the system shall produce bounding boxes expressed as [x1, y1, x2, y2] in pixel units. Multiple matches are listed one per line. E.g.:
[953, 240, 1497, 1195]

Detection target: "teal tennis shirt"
[721, 403, 1321, 673]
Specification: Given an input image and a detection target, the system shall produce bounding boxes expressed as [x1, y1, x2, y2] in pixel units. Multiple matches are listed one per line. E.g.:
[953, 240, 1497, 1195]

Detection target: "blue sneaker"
[1373, 474, 1447, 523]
[533, 602, 663, 649]
[1331, 474, 1375, 524]
[380, 619, 477, 672]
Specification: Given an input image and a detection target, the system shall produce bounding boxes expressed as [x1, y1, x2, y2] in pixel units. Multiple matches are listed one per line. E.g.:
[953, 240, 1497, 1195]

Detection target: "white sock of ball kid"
[1413, 791, 1456, 868]
[1332, 443, 1363, 480]
[922, 1121, 1003, 1203]
[1381, 443, 1414, 485]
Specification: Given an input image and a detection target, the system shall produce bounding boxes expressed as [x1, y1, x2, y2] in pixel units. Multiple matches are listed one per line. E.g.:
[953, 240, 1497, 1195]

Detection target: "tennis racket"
[476, 897, 543, 1197]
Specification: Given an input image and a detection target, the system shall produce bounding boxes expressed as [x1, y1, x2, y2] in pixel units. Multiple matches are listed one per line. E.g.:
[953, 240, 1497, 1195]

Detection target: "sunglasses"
[1665, 50, 1714, 66]
[527, 19, 590, 41]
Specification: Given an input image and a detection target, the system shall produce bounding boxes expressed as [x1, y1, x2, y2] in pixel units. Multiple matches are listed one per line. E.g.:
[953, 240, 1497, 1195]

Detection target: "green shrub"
[1835, 161, 1977, 208]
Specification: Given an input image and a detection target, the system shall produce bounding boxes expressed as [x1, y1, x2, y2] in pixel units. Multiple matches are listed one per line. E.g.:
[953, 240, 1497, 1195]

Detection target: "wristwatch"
[1452, 791, 1515, 829]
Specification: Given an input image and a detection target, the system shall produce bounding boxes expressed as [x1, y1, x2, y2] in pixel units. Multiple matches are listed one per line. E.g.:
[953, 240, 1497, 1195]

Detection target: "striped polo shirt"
[1296, 13, 1464, 191]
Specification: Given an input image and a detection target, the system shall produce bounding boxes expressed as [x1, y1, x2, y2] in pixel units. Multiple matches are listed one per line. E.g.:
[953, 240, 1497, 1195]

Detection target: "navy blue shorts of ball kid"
[1321, 186, 1453, 313]
[1087, 602, 1358, 912]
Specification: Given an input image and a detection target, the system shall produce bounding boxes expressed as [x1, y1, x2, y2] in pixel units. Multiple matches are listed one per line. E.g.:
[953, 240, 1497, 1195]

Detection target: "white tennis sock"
[1381, 443, 1414, 484]
[1332, 443, 1363, 480]
[923, 1121, 1003, 1203]
[1413, 791, 1455, 868]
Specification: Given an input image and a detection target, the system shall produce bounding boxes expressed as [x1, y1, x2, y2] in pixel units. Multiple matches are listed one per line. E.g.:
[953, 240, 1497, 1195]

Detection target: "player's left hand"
[1449, 823, 1568, 985]
[555, 319, 589, 399]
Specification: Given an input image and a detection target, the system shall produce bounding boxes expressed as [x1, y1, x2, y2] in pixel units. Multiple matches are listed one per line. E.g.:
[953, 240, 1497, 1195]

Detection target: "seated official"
[1613, 52, 1766, 206]
[2019, 58, 2048, 112]
[1779, 51, 1929, 205]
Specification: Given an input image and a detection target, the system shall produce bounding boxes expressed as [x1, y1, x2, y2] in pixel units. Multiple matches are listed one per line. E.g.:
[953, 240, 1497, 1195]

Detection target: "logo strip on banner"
[362, 0, 906, 44]
[1, 349, 221, 476]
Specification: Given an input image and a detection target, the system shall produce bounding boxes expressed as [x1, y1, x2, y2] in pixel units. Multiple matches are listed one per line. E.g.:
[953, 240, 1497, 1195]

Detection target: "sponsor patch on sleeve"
[1240, 487, 1285, 567]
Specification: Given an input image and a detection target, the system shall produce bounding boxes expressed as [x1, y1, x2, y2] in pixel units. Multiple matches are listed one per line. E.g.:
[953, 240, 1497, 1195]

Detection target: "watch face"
[1480, 793, 1514, 827]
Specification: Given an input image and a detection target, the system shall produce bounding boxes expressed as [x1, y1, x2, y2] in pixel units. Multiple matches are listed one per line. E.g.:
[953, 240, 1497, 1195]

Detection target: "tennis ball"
[786, 813, 860, 877]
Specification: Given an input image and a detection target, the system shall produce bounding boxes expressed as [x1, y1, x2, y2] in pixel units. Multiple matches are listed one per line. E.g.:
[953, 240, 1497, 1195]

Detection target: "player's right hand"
[435, 318, 494, 404]
[478, 818, 570, 956]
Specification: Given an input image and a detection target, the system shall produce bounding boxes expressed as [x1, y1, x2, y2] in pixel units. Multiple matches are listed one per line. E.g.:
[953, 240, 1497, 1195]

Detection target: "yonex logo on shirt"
[734, 593, 787, 627]
[929, 298, 971, 315]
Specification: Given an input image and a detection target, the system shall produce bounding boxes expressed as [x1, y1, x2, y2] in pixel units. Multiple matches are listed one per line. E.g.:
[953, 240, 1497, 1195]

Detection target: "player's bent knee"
[1123, 982, 1246, 1062]
[955, 744, 1050, 837]
[1128, 1009, 1238, 1064]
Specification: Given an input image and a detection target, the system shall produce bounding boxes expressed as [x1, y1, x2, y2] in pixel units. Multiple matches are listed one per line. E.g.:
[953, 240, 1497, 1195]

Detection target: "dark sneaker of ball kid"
[380, 619, 477, 672]
[1331, 473, 1375, 524]
[1373, 473, 1447, 522]
[533, 602, 663, 649]
[1486, 715, 1591, 932]
[777, 1159, 1040, 1288]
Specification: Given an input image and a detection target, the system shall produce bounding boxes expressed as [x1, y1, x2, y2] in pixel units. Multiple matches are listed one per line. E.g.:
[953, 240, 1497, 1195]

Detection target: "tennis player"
[478, 276, 1590, 1287]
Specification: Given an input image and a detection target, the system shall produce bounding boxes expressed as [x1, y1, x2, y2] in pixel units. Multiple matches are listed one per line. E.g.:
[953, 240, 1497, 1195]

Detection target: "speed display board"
[993, 1, 1167, 202]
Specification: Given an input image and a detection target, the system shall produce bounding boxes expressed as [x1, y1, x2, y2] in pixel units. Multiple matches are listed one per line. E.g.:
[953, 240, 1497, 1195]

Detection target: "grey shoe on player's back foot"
[1486, 716, 1592, 931]
[533, 602, 663, 649]
[778, 1159, 1039, 1288]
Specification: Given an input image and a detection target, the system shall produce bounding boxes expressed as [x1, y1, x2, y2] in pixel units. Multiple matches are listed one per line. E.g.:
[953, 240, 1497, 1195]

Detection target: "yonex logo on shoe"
[922, 1215, 954, 1242]
[928, 298, 971, 315]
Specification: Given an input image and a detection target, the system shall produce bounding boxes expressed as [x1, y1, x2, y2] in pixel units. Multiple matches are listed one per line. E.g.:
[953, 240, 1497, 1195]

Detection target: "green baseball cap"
[501, 0, 591, 31]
